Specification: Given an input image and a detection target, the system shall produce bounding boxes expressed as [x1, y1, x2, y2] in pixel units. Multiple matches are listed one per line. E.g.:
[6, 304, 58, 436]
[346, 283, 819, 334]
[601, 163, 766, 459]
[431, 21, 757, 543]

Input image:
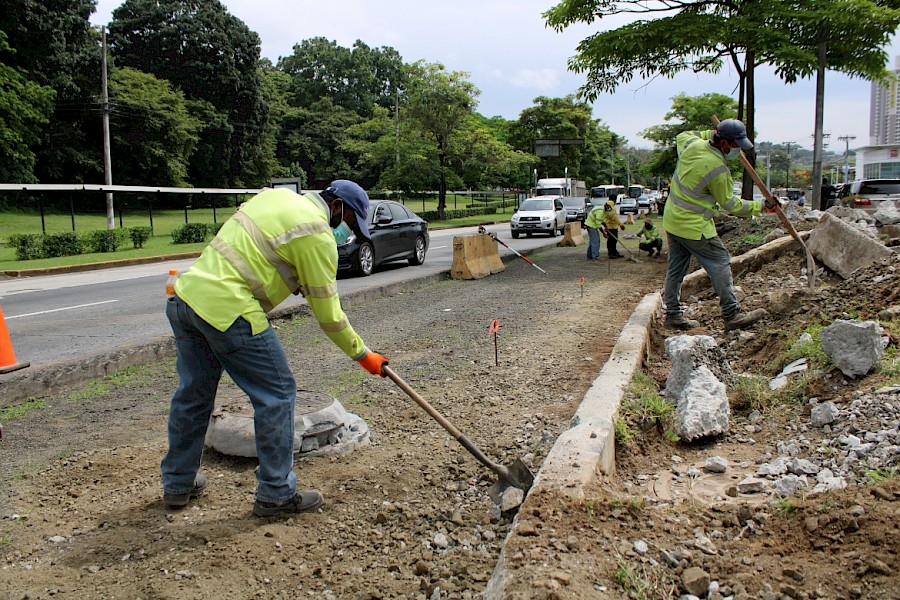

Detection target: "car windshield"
[857, 180, 900, 195]
[560, 198, 583, 208]
[519, 199, 553, 211]
[621, 198, 636, 205]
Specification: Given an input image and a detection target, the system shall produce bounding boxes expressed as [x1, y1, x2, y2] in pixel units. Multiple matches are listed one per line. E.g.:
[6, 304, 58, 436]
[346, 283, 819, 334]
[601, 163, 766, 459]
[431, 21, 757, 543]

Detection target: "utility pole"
[811, 41, 826, 211]
[101, 26, 114, 230]
[782, 142, 794, 188]
[764, 153, 771, 190]
[838, 135, 856, 184]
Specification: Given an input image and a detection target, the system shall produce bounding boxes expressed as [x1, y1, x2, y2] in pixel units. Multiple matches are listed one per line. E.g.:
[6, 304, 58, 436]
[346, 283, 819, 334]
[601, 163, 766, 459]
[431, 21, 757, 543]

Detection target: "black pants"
[606, 233, 620, 257]
[639, 239, 663, 254]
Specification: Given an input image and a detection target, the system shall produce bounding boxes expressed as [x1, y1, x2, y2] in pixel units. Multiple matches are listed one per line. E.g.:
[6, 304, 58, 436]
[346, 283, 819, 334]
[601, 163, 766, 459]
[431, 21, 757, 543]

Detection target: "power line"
[837, 135, 856, 184]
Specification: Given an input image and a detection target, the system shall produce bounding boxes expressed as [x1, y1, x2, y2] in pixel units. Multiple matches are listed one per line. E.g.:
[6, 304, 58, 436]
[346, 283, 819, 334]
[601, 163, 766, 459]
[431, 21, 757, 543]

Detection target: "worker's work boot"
[254, 490, 324, 517]
[724, 308, 768, 332]
[164, 473, 208, 508]
[664, 315, 700, 330]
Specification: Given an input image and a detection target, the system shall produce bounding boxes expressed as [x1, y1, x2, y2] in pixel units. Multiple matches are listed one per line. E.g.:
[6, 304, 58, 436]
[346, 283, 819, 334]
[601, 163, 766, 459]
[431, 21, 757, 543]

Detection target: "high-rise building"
[869, 56, 900, 145]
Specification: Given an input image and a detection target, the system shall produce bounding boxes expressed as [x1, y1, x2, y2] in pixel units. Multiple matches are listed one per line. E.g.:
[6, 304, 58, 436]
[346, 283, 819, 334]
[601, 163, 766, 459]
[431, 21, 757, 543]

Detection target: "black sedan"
[337, 200, 429, 276]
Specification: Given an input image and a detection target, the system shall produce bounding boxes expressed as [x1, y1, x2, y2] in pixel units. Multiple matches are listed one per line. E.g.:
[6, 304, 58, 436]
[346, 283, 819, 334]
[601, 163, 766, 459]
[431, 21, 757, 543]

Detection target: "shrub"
[43, 232, 83, 258]
[171, 223, 209, 244]
[8, 233, 44, 260]
[130, 226, 152, 249]
[209, 222, 224, 236]
[84, 229, 129, 253]
[419, 206, 498, 221]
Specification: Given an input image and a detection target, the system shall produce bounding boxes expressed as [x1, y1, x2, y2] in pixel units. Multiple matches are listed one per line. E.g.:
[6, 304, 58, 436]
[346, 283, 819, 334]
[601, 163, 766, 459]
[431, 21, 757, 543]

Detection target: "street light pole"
[838, 135, 856, 184]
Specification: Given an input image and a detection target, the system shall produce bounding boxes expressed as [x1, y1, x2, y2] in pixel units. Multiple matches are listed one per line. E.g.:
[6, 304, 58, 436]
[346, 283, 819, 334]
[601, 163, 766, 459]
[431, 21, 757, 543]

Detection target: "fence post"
[70, 197, 76, 232]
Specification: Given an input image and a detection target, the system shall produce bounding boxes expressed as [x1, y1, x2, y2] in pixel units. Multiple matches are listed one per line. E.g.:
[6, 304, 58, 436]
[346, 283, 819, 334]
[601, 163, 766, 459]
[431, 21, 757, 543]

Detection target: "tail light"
[855, 198, 871, 206]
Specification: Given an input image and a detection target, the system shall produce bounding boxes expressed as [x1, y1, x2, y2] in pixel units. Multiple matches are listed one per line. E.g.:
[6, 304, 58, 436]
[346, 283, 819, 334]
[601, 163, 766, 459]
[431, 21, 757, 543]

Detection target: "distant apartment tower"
[869, 56, 900, 145]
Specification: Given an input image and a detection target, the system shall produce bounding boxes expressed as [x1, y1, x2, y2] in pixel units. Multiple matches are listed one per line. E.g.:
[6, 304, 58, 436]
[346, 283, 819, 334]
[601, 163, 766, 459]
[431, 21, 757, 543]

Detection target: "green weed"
[67, 381, 109, 402]
[774, 497, 799, 518]
[865, 467, 897, 485]
[105, 365, 153, 386]
[609, 551, 676, 600]
[621, 372, 675, 436]
[768, 324, 831, 373]
[0, 398, 47, 422]
[613, 416, 635, 446]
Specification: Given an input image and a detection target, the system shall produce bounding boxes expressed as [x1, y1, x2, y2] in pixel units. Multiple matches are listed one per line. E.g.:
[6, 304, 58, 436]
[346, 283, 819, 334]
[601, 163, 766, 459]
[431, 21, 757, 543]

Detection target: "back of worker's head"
[644, 220, 653, 230]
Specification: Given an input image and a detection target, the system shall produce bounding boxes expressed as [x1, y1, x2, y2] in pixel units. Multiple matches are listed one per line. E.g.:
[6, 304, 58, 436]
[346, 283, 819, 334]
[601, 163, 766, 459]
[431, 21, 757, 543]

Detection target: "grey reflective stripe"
[671, 172, 717, 219]
[271, 220, 331, 247]
[300, 282, 338, 298]
[691, 164, 728, 196]
[232, 211, 298, 291]
[734, 202, 754, 217]
[319, 315, 350, 333]
[670, 194, 715, 219]
[209, 237, 275, 312]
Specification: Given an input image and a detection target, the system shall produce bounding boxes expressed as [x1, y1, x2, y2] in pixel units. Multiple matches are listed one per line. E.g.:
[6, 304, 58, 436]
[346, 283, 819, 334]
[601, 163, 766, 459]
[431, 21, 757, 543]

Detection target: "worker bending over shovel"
[162, 180, 389, 516]
[601, 199, 626, 260]
[662, 119, 772, 331]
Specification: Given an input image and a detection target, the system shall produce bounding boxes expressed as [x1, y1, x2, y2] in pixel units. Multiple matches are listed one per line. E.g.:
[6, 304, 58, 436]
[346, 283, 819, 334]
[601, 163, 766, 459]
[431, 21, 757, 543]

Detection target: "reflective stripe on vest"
[209, 236, 276, 312]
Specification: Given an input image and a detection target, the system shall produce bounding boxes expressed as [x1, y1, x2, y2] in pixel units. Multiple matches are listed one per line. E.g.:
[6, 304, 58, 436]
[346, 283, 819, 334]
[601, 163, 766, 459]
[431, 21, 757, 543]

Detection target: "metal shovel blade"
[487, 458, 536, 504]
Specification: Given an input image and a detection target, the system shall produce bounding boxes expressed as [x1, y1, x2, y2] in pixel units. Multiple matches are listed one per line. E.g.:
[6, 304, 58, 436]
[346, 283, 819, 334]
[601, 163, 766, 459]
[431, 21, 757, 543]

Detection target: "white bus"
[589, 184, 625, 204]
[627, 184, 648, 199]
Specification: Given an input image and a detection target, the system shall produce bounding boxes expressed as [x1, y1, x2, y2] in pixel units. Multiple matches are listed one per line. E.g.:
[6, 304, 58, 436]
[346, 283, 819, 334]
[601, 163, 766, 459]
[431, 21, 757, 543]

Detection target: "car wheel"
[551, 225, 559, 237]
[511, 231, 520, 239]
[356, 241, 375, 276]
[409, 235, 426, 265]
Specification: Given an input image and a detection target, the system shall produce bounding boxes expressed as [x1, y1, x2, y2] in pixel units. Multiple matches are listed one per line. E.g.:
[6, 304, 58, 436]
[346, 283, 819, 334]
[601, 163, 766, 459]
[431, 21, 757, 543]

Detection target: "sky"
[91, 0, 900, 153]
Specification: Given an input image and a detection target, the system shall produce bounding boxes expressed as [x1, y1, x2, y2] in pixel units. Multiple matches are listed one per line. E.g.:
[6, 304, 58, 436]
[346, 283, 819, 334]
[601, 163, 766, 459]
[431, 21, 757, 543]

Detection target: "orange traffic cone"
[0, 305, 29, 374]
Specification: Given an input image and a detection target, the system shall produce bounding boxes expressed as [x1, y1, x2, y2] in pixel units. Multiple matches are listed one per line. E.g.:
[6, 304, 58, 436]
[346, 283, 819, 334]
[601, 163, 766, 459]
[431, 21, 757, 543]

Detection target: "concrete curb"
[0, 242, 556, 406]
[483, 292, 661, 599]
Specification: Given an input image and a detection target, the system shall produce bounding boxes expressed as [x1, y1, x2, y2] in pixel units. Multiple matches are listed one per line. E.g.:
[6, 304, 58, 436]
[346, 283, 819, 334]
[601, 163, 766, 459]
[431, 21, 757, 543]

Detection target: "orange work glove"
[358, 351, 389, 377]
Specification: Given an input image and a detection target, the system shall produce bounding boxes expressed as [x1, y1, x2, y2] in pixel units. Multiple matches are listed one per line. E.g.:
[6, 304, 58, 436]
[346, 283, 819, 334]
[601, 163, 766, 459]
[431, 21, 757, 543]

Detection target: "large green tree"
[404, 61, 480, 218]
[0, 31, 56, 183]
[1, 0, 103, 185]
[640, 93, 738, 178]
[545, 0, 900, 194]
[108, 67, 199, 186]
[108, 0, 268, 187]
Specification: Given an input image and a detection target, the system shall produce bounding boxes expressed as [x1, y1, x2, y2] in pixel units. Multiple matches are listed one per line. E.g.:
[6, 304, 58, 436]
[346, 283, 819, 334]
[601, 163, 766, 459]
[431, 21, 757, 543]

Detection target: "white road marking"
[7, 299, 119, 319]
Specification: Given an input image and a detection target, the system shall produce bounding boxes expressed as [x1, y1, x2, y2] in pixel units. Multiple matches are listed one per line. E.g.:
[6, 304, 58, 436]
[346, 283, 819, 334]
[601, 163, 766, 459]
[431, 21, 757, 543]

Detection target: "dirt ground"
[1, 215, 898, 599]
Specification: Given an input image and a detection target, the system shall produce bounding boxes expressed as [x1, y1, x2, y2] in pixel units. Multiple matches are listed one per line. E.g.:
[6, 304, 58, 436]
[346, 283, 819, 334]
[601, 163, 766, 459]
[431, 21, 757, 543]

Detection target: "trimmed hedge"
[419, 206, 498, 221]
[171, 223, 210, 244]
[130, 226, 152, 249]
[84, 229, 129, 253]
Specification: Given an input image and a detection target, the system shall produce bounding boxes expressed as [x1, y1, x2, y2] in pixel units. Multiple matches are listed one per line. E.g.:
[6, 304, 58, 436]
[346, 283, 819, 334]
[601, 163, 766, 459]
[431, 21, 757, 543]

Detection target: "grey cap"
[324, 180, 370, 238]
[715, 119, 754, 151]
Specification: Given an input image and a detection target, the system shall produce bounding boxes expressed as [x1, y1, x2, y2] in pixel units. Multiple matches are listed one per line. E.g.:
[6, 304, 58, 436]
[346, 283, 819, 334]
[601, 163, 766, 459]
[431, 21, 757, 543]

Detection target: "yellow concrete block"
[558, 222, 584, 247]
[450, 233, 505, 279]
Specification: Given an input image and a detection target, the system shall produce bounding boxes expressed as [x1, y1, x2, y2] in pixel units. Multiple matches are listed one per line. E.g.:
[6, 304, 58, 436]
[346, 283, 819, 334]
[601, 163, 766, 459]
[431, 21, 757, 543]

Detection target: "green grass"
[767, 323, 831, 374]
[865, 467, 897, 485]
[609, 551, 676, 600]
[0, 398, 47, 422]
[619, 372, 678, 441]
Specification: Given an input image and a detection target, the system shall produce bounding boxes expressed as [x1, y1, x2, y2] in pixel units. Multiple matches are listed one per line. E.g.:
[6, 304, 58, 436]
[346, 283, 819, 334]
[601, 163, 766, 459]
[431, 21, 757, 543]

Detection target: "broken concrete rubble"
[819, 319, 886, 378]
[664, 335, 731, 441]
[872, 200, 900, 225]
[805, 212, 893, 279]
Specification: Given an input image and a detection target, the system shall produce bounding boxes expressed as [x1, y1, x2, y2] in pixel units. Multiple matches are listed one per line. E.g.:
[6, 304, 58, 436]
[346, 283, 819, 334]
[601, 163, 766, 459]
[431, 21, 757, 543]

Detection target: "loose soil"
[1, 216, 898, 600]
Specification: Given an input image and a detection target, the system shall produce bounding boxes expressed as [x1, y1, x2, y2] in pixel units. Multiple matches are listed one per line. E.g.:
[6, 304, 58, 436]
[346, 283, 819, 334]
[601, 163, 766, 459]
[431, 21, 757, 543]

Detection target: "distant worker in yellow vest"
[638, 218, 663, 257]
[663, 119, 772, 331]
[162, 181, 389, 517]
[602, 199, 626, 259]
[583, 202, 605, 260]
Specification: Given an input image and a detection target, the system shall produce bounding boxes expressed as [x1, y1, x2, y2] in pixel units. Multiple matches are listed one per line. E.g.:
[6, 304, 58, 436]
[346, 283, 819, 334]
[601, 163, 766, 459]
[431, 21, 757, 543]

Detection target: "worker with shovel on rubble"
[662, 119, 772, 331]
[601, 198, 626, 259]
[162, 180, 389, 516]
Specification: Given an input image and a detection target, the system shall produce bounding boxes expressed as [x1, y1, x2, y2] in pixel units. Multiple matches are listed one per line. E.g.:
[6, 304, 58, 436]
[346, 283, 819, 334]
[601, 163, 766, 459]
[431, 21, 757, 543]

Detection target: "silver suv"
[838, 179, 900, 213]
[510, 196, 567, 238]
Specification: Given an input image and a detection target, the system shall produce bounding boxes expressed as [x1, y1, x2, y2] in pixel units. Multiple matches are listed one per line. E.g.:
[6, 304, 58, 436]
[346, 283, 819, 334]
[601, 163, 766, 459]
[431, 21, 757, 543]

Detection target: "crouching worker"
[162, 180, 389, 516]
[638, 219, 663, 257]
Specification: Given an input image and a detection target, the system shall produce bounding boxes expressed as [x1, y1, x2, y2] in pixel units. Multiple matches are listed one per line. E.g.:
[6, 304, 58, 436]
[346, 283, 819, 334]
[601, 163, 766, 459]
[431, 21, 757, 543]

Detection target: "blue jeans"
[162, 296, 298, 503]
[664, 233, 739, 320]
[586, 227, 601, 259]
[639, 238, 663, 254]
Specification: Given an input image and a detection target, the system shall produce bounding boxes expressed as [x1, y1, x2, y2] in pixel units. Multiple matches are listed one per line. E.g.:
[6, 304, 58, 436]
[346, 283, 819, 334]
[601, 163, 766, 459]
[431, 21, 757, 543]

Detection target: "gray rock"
[704, 456, 729, 473]
[811, 401, 839, 427]
[682, 567, 711, 597]
[820, 320, 885, 377]
[736, 477, 767, 494]
[773, 474, 808, 497]
[806, 212, 892, 279]
[671, 366, 730, 441]
[873, 200, 900, 225]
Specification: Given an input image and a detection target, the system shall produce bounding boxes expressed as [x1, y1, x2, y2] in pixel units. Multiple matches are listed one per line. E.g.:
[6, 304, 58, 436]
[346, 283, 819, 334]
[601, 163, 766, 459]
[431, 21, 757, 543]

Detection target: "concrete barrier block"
[806, 212, 893, 279]
[450, 233, 505, 280]
[558, 222, 584, 247]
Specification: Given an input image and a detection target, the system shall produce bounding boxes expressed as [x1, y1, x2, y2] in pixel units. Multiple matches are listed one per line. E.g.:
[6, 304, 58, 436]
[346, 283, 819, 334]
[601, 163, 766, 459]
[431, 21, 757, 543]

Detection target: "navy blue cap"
[325, 180, 370, 238]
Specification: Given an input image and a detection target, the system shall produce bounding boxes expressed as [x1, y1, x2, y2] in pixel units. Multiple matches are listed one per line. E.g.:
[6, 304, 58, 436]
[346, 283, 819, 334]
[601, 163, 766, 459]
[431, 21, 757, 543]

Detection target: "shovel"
[606, 229, 642, 263]
[711, 115, 816, 288]
[382, 365, 535, 503]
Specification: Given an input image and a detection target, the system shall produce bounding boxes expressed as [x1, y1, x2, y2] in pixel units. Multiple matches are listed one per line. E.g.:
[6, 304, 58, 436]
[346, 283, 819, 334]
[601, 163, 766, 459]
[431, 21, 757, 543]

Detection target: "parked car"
[637, 195, 652, 212]
[510, 196, 567, 238]
[618, 197, 638, 215]
[337, 200, 429, 276]
[838, 179, 900, 213]
[560, 196, 588, 223]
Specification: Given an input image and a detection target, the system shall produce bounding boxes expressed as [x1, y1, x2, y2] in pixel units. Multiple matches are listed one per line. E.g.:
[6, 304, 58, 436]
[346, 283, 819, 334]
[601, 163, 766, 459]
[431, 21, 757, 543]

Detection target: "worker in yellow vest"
[663, 119, 772, 331]
[601, 199, 625, 259]
[637, 218, 663, 257]
[162, 180, 389, 517]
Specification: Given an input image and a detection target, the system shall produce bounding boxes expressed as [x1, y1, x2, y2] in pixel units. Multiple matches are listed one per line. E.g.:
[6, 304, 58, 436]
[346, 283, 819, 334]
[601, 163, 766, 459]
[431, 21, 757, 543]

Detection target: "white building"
[854, 145, 900, 180]
[869, 56, 900, 145]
